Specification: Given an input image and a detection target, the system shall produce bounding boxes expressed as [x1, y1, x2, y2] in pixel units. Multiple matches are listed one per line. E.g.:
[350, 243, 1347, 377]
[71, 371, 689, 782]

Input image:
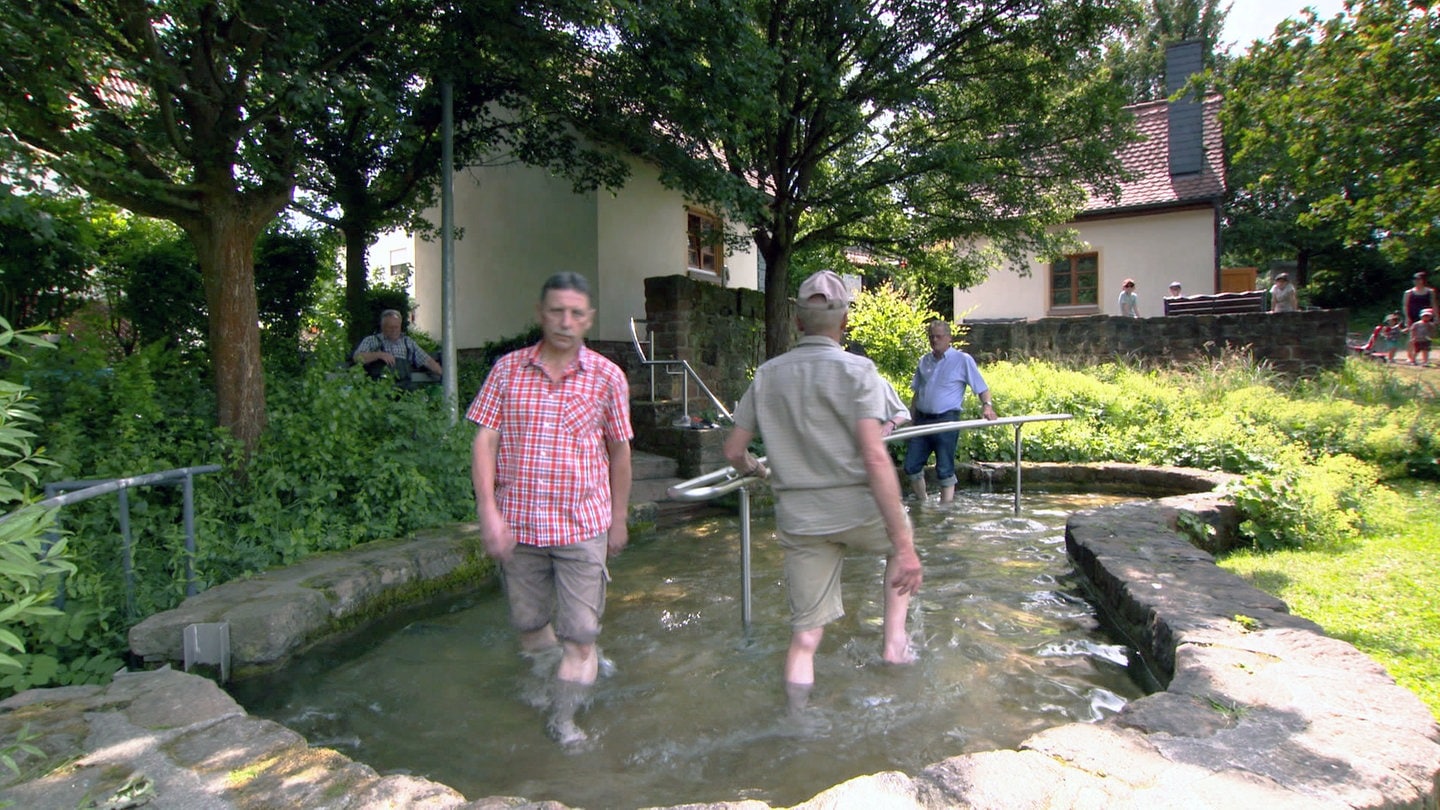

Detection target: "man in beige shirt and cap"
[723, 270, 923, 711]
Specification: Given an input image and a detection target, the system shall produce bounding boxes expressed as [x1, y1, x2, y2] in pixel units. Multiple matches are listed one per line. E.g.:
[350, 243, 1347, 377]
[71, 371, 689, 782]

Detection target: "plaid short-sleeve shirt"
[465, 343, 633, 547]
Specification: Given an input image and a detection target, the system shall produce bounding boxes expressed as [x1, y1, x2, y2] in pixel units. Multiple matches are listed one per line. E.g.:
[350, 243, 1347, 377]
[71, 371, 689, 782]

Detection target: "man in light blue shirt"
[903, 320, 996, 503]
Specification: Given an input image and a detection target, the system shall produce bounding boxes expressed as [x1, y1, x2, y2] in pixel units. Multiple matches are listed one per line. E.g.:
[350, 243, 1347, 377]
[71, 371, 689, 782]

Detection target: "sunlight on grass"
[1218, 482, 1440, 719]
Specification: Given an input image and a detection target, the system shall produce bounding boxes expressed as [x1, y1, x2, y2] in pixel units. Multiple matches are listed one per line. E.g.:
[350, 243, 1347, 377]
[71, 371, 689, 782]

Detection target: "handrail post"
[119, 488, 134, 619]
[739, 487, 752, 633]
[1013, 424, 1024, 515]
[183, 472, 198, 597]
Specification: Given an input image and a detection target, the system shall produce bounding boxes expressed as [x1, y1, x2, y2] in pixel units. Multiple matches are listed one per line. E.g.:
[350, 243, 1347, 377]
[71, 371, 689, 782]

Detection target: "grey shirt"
[731, 335, 890, 535]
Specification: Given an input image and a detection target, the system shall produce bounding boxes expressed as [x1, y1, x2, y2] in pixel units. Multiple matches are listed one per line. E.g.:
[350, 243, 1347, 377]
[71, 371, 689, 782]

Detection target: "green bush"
[1228, 453, 1381, 551]
[846, 282, 939, 384]
[0, 318, 88, 694]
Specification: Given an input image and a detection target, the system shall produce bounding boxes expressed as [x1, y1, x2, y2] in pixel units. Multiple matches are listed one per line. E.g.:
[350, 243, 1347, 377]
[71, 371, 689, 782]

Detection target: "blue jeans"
[903, 409, 960, 487]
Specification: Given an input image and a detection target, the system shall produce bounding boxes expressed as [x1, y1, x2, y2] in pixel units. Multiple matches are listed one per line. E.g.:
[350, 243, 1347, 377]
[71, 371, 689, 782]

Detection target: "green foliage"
[1218, 482, 1440, 718]
[1227, 454, 1379, 552]
[591, 0, 1138, 354]
[847, 283, 940, 385]
[0, 318, 83, 692]
[0, 188, 97, 329]
[976, 353, 1439, 550]
[1096, 0, 1231, 103]
[2, 320, 495, 696]
[225, 359, 477, 569]
[1222, 0, 1440, 276]
[255, 225, 325, 373]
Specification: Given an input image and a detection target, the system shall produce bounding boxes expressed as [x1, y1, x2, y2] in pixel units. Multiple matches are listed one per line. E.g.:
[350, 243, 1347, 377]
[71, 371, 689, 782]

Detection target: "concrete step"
[631, 477, 682, 505]
[632, 450, 678, 481]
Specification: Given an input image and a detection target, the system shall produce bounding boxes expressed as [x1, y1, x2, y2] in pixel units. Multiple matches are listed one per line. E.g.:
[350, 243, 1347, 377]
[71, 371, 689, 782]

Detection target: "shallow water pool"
[232, 491, 1144, 808]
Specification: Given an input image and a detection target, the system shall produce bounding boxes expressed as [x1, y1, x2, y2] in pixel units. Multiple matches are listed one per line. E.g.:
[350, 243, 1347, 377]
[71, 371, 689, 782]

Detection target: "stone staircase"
[591, 340, 731, 520]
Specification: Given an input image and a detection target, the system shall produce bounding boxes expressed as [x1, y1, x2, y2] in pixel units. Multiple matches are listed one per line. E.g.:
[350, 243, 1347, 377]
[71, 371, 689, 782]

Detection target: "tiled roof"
[1081, 95, 1225, 215]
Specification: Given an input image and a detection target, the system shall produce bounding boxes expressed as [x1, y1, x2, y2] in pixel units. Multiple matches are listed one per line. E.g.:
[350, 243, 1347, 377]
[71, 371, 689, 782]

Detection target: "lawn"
[1218, 481, 1440, 719]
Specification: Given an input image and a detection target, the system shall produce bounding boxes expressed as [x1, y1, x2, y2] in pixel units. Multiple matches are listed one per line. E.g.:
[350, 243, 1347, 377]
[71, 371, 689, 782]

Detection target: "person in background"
[467, 272, 633, 747]
[1166, 281, 1183, 298]
[1117, 279, 1139, 317]
[902, 320, 997, 504]
[1268, 273, 1299, 313]
[1402, 271, 1438, 330]
[352, 309, 443, 383]
[723, 270, 923, 712]
[1407, 308, 1435, 366]
[1358, 312, 1405, 363]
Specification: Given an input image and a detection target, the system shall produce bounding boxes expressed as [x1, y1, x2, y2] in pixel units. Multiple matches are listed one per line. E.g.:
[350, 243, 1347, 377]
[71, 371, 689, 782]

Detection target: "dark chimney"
[1166, 40, 1204, 176]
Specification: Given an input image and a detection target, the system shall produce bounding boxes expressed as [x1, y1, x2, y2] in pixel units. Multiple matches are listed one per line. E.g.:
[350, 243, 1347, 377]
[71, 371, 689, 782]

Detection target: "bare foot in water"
[882, 643, 917, 665]
[547, 717, 591, 749]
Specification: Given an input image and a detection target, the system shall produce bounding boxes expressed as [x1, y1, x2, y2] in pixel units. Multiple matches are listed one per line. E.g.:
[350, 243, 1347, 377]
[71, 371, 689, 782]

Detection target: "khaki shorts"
[501, 534, 609, 645]
[778, 518, 890, 631]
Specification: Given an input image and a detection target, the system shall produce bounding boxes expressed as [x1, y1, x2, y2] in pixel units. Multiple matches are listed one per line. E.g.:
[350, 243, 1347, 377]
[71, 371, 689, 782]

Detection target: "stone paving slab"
[1, 465, 1437, 809]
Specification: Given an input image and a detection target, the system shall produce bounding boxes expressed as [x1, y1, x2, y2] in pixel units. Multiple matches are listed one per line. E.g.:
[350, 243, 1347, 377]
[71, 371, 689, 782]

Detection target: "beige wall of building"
[954, 208, 1218, 321]
[390, 155, 756, 347]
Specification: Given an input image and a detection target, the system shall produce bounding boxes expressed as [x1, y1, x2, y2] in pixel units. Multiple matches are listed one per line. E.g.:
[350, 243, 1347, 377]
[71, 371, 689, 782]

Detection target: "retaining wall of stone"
[962, 309, 1349, 374]
[641, 274, 1349, 380]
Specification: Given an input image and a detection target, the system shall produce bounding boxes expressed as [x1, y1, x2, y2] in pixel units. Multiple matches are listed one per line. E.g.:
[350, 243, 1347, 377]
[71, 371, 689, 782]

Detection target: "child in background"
[1359, 312, 1405, 362]
[1408, 308, 1435, 366]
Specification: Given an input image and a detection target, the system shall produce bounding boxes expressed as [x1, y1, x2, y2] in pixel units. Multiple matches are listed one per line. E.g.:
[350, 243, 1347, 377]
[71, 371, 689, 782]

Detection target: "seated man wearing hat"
[722, 270, 923, 712]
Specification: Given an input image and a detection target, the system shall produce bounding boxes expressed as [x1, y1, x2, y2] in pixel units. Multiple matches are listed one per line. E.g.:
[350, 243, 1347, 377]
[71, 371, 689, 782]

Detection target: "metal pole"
[119, 488, 134, 618]
[440, 78, 458, 424]
[183, 473, 198, 596]
[739, 486, 752, 632]
[1012, 424, 1023, 515]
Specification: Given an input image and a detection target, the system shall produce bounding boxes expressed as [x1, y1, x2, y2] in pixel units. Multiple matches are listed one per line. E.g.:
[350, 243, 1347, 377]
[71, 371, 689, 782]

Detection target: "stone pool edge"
[0, 464, 1435, 809]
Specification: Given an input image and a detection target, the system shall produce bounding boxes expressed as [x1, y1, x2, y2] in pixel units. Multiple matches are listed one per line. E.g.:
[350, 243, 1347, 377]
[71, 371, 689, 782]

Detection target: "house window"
[687, 209, 723, 281]
[1049, 253, 1099, 312]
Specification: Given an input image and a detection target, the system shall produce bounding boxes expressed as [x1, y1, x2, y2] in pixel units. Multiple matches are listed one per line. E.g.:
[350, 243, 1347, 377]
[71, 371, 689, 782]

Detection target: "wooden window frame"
[686, 209, 724, 284]
[1048, 252, 1100, 315]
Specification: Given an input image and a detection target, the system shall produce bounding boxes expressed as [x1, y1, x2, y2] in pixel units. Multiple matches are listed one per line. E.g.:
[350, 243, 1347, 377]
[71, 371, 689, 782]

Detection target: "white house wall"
[411, 162, 599, 347]
[407, 155, 758, 347]
[954, 208, 1217, 321]
[594, 155, 758, 340]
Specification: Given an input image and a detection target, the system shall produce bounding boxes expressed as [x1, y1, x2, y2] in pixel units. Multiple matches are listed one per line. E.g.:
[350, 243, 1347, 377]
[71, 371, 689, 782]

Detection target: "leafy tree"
[587, 0, 1137, 355]
[0, 188, 97, 328]
[290, 0, 629, 351]
[1221, 0, 1440, 283]
[0, 0, 417, 455]
[1099, 0, 1230, 103]
[254, 225, 327, 371]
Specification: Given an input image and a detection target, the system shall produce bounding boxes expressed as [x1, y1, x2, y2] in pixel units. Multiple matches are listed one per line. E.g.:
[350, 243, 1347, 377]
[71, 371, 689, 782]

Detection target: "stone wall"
[641, 274, 766, 409]
[642, 276, 1349, 379]
[962, 309, 1349, 374]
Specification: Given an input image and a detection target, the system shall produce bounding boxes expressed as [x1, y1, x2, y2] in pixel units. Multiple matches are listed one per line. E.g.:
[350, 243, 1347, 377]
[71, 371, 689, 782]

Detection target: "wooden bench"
[1163, 290, 1267, 316]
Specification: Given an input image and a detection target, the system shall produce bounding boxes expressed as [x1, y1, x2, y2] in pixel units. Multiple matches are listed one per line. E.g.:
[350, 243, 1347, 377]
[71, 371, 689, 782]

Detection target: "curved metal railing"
[669, 414, 1073, 509]
[629, 317, 733, 425]
[665, 413, 1073, 630]
[0, 465, 223, 615]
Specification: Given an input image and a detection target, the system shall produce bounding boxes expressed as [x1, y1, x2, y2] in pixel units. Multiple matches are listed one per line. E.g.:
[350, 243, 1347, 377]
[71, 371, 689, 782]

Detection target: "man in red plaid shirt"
[467, 271, 633, 746]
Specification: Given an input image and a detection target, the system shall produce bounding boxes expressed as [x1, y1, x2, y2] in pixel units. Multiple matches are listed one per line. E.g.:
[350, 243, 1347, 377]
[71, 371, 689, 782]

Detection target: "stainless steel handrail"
[664, 413, 1073, 631]
[2, 464, 223, 615]
[669, 414, 1073, 511]
[629, 317, 734, 424]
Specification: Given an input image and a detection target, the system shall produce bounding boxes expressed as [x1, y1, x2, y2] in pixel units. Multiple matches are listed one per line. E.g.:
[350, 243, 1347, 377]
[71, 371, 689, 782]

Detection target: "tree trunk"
[187, 213, 270, 458]
[762, 244, 793, 358]
[344, 224, 372, 351]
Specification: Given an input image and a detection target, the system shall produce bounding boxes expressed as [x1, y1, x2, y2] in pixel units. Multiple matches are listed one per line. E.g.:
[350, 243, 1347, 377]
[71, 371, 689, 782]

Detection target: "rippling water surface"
[232, 491, 1144, 808]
